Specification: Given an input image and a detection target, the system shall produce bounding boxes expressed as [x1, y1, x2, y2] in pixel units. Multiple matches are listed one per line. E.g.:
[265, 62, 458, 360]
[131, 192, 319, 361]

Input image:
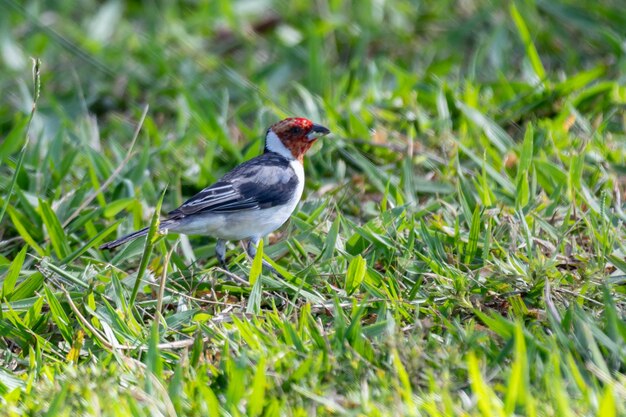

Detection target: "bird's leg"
[215, 239, 228, 270]
[247, 237, 284, 279]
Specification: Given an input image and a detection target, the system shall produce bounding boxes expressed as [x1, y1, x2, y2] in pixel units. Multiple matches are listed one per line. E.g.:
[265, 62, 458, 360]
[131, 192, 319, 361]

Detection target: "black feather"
[169, 152, 299, 217]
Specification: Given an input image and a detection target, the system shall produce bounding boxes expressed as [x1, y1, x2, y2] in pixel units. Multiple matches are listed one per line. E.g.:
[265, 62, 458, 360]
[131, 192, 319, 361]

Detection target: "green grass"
[1, 0, 626, 415]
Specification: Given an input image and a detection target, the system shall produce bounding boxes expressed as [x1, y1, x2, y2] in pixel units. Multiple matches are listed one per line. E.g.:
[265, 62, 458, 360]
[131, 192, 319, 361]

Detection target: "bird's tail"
[99, 227, 150, 250]
[99, 219, 175, 250]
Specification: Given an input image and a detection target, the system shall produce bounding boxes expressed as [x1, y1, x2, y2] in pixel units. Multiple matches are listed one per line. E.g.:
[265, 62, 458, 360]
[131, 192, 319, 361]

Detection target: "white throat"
[265, 130, 295, 160]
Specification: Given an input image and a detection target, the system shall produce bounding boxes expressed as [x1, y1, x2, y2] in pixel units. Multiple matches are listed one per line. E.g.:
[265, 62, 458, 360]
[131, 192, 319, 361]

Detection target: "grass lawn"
[1, 0, 626, 415]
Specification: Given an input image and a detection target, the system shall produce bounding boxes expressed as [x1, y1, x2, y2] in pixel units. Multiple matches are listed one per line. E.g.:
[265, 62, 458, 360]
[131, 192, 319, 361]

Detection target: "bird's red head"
[266, 117, 331, 162]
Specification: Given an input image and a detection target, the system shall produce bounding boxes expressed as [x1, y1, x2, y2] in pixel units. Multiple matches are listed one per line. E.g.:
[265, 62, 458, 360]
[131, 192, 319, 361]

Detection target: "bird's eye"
[290, 126, 301, 134]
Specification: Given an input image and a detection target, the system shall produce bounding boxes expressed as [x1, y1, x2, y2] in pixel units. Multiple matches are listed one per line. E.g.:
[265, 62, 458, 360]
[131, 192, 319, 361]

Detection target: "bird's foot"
[218, 258, 229, 271]
[215, 239, 229, 271]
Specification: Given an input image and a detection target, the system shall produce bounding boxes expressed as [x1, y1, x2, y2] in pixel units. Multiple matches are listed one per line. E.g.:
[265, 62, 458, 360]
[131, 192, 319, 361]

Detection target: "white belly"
[169, 202, 296, 240]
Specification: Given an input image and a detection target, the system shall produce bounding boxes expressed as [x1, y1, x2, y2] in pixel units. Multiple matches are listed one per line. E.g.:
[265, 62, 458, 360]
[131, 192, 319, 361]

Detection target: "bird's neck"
[264, 130, 304, 162]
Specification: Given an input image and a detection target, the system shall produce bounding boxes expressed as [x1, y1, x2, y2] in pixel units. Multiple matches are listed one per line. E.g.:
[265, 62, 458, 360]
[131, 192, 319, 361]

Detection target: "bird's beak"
[306, 123, 331, 141]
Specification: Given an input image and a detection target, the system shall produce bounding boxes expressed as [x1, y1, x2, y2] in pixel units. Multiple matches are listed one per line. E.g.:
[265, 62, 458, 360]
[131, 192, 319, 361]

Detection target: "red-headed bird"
[100, 117, 330, 273]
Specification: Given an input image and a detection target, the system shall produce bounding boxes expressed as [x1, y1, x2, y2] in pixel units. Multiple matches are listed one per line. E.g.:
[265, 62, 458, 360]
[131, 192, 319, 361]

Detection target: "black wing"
[168, 152, 299, 217]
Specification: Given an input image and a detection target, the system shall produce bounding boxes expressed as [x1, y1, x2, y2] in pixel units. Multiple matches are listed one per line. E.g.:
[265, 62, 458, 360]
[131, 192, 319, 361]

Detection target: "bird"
[100, 117, 331, 275]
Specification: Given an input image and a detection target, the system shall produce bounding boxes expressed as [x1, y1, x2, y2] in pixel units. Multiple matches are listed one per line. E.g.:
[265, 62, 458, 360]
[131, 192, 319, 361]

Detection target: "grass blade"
[2, 245, 28, 300]
[249, 239, 263, 285]
[510, 4, 546, 81]
[345, 255, 366, 295]
[0, 59, 40, 225]
[39, 199, 70, 259]
[128, 187, 167, 309]
[43, 284, 72, 344]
